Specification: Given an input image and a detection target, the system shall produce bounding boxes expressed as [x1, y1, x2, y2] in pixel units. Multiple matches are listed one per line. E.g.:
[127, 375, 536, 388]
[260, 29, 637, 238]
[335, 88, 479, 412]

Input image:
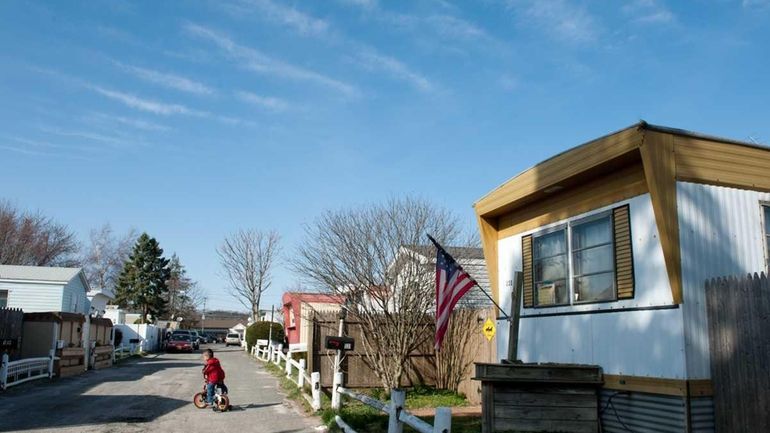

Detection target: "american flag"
[429, 235, 477, 351]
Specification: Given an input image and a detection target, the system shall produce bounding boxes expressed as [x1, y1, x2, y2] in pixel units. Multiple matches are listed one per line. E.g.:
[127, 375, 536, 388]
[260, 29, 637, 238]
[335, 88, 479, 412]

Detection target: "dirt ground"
[0, 345, 323, 433]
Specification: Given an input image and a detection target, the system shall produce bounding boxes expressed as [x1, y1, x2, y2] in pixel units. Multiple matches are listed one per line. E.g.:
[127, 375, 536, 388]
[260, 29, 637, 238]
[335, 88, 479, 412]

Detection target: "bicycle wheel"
[193, 392, 207, 409]
[216, 394, 230, 411]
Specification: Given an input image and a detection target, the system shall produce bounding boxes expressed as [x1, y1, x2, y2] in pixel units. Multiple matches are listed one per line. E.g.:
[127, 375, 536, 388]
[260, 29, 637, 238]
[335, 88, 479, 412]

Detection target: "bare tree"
[434, 308, 482, 391]
[165, 253, 203, 324]
[217, 229, 280, 322]
[81, 224, 137, 290]
[292, 196, 469, 390]
[0, 200, 79, 266]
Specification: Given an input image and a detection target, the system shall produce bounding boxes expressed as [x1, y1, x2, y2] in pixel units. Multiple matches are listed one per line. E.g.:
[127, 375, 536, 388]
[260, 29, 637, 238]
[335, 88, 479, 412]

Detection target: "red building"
[281, 292, 343, 347]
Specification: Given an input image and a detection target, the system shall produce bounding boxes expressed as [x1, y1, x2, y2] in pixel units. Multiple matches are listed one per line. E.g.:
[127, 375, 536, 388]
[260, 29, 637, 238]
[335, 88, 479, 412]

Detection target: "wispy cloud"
[38, 126, 149, 148]
[91, 86, 204, 116]
[1, 137, 96, 160]
[624, 0, 675, 24]
[425, 15, 489, 41]
[225, 0, 330, 36]
[507, 0, 598, 44]
[112, 61, 214, 95]
[742, 0, 770, 8]
[338, 0, 377, 9]
[0, 143, 52, 157]
[184, 23, 359, 97]
[84, 112, 172, 132]
[354, 49, 434, 93]
[236, 91, 291, 112]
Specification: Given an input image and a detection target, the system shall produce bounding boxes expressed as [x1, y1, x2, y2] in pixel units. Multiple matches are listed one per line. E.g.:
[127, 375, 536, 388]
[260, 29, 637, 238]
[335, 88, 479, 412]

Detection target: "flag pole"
[426, 234, 510, 321]
[472, 280, 510, 321]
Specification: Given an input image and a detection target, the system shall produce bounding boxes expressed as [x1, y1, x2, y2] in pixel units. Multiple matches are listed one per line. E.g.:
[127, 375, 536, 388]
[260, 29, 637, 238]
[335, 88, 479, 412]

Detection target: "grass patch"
[257, 359, 479, 433]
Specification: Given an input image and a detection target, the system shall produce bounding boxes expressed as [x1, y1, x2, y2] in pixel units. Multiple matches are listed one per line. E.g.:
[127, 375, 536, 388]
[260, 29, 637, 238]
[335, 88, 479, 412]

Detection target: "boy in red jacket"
[202, 349, 228, 410]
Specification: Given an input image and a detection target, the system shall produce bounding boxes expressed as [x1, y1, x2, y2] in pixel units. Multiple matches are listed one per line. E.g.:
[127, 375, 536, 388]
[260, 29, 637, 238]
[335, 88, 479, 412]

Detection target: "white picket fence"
[112, 344, 140, 363]
[250, 341, 451, 433]
[334, 381, 452, 433]
[0, 350, 58, 390]
[251, 342, 322, 411]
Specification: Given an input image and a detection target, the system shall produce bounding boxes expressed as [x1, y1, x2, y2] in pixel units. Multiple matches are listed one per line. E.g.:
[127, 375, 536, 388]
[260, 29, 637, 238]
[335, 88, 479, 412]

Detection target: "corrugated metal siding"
[690, 397, 715, 433]
[0, 281, 64, 312]
[677, 182, 770, 379]
[600, 390, 685, 433]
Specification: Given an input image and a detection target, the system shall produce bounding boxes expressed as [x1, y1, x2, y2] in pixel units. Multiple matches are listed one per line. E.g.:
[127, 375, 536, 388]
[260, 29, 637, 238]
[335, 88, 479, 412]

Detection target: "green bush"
[245, 321, 285, 350]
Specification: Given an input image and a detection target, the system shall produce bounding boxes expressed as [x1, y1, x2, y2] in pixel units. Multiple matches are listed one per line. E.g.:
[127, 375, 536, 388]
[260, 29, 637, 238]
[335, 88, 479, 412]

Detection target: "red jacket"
[203, 357, 225, 384]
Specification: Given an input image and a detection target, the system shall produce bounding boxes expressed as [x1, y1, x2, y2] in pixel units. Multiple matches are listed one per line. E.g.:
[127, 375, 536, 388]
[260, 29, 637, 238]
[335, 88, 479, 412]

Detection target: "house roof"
[402, 245, 485, 260]
[203, 318, 250, 330]
[473, 121, 770, 306]
[282, 292, 345, 305]
[0, 265, 89, 291]
[401, 245, 492, 308]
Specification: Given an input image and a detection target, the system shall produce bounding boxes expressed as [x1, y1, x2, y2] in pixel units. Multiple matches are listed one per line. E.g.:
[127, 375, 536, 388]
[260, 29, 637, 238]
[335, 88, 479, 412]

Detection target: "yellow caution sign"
[483, 318, 496, 341]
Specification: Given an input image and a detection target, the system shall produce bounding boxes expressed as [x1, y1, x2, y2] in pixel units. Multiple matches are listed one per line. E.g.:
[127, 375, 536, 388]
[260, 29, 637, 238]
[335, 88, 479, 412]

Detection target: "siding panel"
[0, 282, 64, 312]
[600, 390, 686, 433]
[677, 182, 770, 379]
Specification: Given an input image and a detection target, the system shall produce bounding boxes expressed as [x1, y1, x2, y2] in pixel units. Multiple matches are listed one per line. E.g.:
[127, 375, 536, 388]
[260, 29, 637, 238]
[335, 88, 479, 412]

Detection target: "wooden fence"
[0, 308, 23, 360]
[705, 272, 770, 432]
[309, 308, 496, 404]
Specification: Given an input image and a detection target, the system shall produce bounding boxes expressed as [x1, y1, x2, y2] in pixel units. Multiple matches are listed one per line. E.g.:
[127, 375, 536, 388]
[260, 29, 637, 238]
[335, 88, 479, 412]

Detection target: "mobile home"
[474, 122, 770, 432]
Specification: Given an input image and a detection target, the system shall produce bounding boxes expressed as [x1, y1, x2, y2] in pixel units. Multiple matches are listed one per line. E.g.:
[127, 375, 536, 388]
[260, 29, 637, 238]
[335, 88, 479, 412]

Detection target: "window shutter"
[522, 234, 534, 307]
[613, 205, 635, 299]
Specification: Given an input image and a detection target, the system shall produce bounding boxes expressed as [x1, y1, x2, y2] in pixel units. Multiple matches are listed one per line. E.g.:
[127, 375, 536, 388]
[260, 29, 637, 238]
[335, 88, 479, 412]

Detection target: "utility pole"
[202, 297, 207, 333]
[268, 305, 275, 343]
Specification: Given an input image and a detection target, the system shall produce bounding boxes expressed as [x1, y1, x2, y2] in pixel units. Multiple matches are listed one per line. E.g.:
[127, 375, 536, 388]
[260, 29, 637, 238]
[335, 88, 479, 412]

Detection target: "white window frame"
[0, 289, 8, 308]
[532, 224, 569, 307]
[531, 210, 617, 307]
[761, 203, 770, 272]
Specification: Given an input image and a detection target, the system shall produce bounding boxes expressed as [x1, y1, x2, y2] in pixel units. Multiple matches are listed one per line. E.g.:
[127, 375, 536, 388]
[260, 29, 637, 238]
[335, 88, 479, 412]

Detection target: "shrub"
[245, 321, 285, 350]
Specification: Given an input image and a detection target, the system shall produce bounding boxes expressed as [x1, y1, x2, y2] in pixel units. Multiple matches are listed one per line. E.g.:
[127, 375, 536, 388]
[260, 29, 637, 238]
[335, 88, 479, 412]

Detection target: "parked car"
[198, 333, 209, 344]
[191, 330, 202, 346]
[166, 334, 194, 353]
[171, 330, 199, 350]
[225, 333, 241, 347]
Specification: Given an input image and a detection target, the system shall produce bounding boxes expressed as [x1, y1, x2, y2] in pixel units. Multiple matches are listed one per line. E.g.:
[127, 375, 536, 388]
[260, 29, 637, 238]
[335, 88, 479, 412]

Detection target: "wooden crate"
[475, 363, 603, 433]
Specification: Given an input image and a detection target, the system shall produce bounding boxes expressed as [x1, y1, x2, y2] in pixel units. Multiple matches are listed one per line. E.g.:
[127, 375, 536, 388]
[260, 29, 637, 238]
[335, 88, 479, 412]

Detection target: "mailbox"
[325, 336, 355, 351]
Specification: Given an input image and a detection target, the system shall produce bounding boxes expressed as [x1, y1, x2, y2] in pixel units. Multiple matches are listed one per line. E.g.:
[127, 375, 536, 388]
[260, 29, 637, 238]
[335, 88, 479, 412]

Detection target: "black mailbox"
[325, 336, 355, 351]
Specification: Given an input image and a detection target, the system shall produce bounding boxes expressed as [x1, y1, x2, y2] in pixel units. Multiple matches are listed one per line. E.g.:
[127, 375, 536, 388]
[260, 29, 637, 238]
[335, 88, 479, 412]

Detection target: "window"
[764, 205, 770, 270]
[0, 290, 7, 308]
[525, 209, 627, 308]
[533, 229, 569, 306]
[571, 216, 615, 303]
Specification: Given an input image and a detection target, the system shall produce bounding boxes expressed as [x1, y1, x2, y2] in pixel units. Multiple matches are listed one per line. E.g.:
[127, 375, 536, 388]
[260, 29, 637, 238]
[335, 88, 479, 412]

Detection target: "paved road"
[0, 345, 321, 433]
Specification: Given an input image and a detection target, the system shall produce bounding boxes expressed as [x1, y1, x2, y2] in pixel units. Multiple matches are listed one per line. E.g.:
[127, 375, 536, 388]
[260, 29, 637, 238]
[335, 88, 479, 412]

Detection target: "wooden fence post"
[388, 389, 405, 433]
[1, 353, 8, 390]
[298, 359, 306, 388]
[311, 372, 322, 411]
[331, 371, 344, 410]
[48, 349, 55, 378]
[433, 407, 452, 433]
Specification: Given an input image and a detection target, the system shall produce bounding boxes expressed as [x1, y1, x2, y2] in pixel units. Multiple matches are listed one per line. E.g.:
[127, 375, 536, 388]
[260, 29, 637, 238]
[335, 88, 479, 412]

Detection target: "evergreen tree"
[115, 233, 171, 323]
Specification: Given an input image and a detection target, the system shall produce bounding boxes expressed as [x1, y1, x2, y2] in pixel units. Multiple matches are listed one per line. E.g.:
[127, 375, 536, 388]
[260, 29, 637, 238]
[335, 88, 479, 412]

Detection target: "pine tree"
[115, 233, 171, 323]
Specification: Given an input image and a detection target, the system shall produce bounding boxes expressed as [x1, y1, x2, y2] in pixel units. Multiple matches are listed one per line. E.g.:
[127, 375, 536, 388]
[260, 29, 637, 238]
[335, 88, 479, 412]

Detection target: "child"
[202, 349, 228, 411]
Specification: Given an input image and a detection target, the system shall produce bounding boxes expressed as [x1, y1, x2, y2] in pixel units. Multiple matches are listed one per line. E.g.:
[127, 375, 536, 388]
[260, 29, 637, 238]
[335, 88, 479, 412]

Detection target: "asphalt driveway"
[0, 345, 321, 433]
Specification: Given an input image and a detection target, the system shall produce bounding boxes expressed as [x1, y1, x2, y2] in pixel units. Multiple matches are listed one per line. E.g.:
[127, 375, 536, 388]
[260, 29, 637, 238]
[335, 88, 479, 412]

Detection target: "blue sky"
[2, 0, 769, 311]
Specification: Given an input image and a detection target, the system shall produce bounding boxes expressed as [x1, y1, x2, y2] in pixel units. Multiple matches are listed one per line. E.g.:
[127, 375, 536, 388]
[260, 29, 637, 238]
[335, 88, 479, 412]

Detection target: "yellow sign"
[483, 318, 496, 341]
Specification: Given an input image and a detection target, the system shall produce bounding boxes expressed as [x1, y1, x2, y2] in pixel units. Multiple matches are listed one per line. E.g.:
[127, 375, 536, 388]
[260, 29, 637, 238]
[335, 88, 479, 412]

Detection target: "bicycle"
[193, 382, 230, 411]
